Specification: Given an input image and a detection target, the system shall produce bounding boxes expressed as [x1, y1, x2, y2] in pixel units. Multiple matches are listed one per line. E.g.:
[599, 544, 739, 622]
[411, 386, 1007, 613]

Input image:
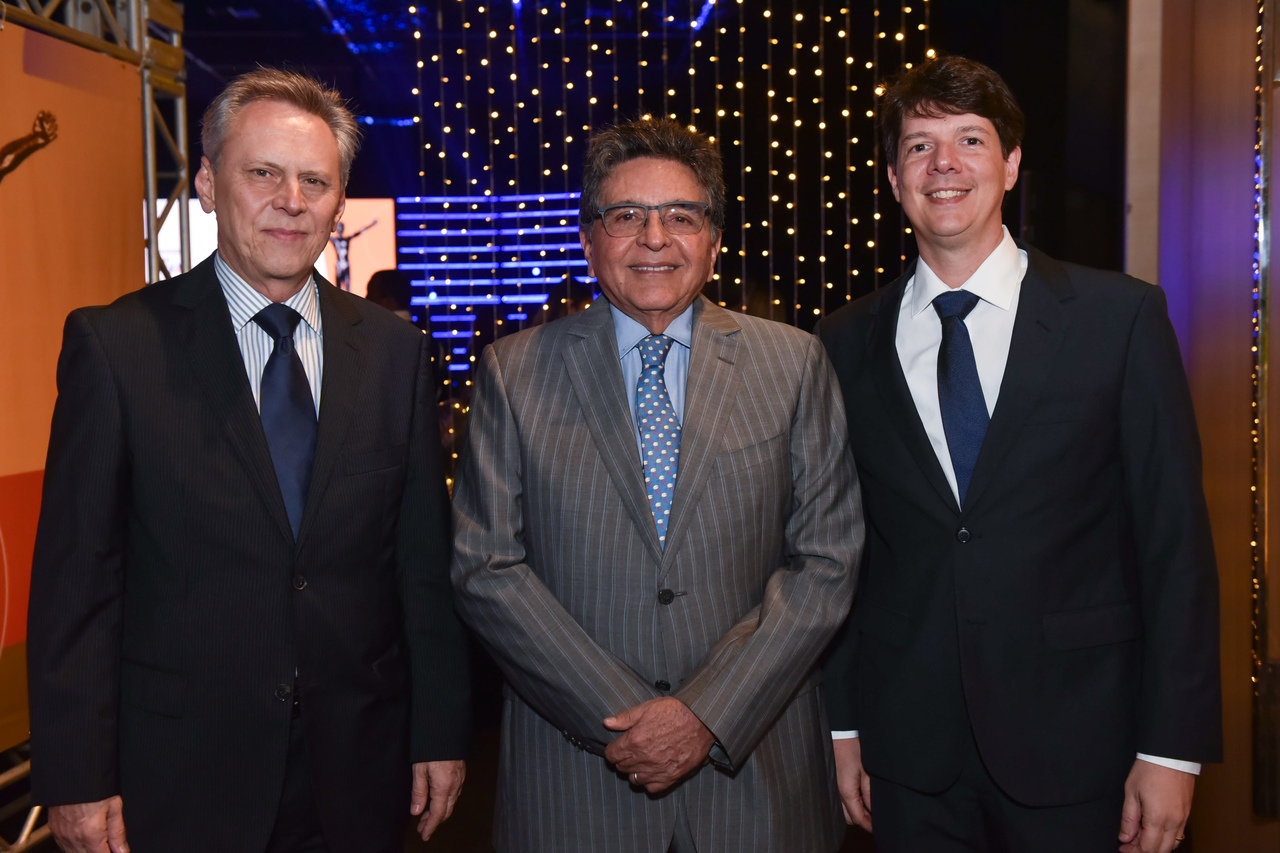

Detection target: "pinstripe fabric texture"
[214, 252, 324, 414]
[453, 296, 864, 853]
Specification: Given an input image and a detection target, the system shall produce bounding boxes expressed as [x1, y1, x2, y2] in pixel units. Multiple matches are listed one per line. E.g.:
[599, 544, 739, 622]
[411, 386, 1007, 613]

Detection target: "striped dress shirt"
[214, 253, 324, 415]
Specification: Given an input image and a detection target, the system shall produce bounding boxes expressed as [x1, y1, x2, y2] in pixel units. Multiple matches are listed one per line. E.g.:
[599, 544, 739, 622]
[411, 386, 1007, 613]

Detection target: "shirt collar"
[906, 226, 1023, 317]
[214, 252, 322, 335]
[609, 301, 695, 359]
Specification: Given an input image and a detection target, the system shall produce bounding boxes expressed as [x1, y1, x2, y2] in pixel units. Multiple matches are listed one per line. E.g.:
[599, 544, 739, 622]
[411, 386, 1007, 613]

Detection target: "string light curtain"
[409, 0, 932, 387]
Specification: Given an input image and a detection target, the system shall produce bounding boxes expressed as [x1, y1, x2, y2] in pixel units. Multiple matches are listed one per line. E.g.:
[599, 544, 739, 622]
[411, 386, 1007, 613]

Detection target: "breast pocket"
[344, 444, 407, 476]
[1022, 396, 1088, 426]
[704, 431, 791, 548]
[713, 431, 788, 476]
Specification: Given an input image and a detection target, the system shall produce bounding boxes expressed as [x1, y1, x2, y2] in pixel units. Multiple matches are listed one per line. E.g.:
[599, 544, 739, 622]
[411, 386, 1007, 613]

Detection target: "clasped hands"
[604, 696, 717, 793]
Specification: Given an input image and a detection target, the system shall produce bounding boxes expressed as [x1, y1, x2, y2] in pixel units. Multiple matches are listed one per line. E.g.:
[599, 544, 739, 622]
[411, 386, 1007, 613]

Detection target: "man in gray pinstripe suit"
[452, 118, 864, 853]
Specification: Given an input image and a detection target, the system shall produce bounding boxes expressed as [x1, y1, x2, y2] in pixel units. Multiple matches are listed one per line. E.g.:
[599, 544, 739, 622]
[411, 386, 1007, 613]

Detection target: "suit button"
[956, 527, 971, 544]
[658, 589, 676, 605]
[655, 680, 671, 691]
[275, 683, 293, 702]
[293, 575, 307, 590]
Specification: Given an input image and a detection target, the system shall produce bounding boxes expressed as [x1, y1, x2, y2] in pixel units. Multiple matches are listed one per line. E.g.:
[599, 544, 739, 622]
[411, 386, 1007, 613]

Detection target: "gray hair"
[201, 67, 362, 185]
[579, 118, 726, 238]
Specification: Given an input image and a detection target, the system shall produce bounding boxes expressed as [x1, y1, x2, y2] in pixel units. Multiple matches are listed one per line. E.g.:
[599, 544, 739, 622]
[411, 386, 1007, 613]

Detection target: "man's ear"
[1004, 146, 1022, 192]
[194, 157, 216, 214]
[886, 162, 902, 203]
[580, 228, 596, 279]
[332, 194, 347, 233]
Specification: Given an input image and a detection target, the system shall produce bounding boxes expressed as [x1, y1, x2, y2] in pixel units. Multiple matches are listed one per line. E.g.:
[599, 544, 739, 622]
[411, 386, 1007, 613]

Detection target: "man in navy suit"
[817, 56, 1221, 853]
[28, 69, 469, 853]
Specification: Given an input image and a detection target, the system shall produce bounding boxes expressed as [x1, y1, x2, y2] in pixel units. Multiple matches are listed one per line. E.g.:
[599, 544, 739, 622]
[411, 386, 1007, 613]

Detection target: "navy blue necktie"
[636, 334, 681, 548]
[253, 304, 317, 539]
[933, 290, 988, 506]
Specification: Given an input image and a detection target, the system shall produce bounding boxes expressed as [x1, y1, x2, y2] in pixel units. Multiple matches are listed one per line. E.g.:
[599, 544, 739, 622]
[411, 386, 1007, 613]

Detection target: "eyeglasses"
[595, 201, 710, 238]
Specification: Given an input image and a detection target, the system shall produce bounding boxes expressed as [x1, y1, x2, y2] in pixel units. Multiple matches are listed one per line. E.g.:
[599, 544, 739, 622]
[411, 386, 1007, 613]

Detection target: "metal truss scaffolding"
[4, 0, 190, 283]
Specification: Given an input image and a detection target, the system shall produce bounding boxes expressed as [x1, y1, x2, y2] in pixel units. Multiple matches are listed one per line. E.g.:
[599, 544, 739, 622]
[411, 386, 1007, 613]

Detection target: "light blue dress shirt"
[611, 302, 694, 454]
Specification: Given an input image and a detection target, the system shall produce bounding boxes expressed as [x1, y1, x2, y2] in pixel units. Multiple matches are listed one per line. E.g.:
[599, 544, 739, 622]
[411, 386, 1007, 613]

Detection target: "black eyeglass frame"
[594, 201, 712, 237]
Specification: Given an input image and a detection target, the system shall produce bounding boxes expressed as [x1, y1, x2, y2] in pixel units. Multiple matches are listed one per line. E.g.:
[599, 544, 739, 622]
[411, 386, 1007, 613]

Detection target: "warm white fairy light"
[415, 0, 930, 355]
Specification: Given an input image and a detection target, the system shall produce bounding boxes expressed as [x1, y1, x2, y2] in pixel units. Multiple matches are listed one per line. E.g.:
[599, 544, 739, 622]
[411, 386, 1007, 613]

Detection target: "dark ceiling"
[183, 1, 421, 197]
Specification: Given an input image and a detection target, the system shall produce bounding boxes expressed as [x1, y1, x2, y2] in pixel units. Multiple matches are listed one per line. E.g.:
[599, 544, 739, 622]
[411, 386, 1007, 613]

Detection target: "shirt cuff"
[1136, 753, 1201, 775]
[831, 730, 859, 740]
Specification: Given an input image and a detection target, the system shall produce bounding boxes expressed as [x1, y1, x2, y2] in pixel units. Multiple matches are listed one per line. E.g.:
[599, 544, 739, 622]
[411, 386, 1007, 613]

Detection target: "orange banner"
[0, 23, 144, 750]
[0, 24, 143, 478]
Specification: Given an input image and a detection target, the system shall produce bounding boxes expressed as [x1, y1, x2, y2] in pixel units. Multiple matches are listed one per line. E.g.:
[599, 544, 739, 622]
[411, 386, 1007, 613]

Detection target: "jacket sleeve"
[811, 316, 865, 734]
[1120, 284, 1222, 763]
[399, 335, 473, 762]
[450, 343, 657, 753]
[27, 309, 129, 806]
[673, 335, 864, 767]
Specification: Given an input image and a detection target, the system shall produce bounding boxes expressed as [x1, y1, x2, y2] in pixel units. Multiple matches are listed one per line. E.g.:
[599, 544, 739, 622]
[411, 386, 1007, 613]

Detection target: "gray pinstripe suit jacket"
[452, 295, 863, 853]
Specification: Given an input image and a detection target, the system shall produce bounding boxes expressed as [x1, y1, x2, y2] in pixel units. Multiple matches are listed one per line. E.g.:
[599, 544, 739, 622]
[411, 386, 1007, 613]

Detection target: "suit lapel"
[660, 298, 742, 568]
[562, 301, 665, 566]
[173, 258, 294, 542]
[297, 278, 364, 547]
[868, 271, 961, 515]
[963, 246, 1073, 511]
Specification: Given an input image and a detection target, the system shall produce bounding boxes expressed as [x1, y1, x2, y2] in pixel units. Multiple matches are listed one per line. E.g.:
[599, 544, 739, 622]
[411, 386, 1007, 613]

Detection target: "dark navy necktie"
[933, 290, 988, 507]
[253, 303, 317, 539]
[636, 334, 681, 548]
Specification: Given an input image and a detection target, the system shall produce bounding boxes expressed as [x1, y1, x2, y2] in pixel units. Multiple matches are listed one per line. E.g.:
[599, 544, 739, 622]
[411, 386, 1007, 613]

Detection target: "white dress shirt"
[896, 227, 1024, 500]
[830, 228, 1200, 776]
[215, 253, 324, 415]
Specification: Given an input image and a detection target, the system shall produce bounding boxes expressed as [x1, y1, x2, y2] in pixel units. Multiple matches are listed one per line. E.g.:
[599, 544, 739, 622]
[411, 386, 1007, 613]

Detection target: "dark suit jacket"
[27, 255, 470, 852]
[816, 244, 1222, 807]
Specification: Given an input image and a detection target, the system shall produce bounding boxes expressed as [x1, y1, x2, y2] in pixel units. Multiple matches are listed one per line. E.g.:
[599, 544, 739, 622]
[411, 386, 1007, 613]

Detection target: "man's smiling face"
[195, 98, 345, 298]
[887, 110, 1020, 258]
[581, 156, 721, 334]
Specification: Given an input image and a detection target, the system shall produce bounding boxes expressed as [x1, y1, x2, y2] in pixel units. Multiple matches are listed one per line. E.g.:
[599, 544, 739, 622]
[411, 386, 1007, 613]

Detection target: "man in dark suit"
[816, 56, 1221, 853]
[451, 118, 863, 852]
[27, 69, 469, 853]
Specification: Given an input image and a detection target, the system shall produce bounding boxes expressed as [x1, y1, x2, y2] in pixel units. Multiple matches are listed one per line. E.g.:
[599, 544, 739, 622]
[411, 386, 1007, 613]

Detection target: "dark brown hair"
[879, 55, 1024, 171]
[202, 67, 361, 185]
[578, 117, 726, 237]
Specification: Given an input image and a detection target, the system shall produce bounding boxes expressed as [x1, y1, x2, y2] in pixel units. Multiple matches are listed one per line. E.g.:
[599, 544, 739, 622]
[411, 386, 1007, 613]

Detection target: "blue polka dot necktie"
[636, 334, 681, 548]
[253, 303, 317, 539]
[933, 290, 988, 507]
